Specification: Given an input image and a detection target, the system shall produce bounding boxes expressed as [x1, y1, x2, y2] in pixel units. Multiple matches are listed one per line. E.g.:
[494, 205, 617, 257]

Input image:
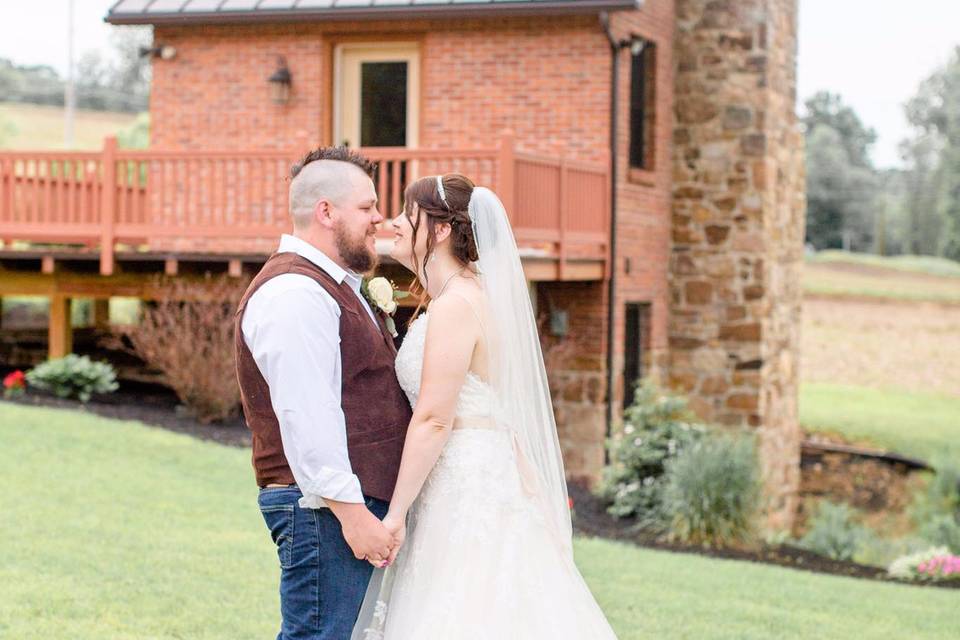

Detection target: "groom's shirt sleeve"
[242, 274, 364, 509]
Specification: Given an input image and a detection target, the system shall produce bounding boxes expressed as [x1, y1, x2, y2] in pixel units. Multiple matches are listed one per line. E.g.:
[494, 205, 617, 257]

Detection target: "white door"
[334, 43, 420, 149]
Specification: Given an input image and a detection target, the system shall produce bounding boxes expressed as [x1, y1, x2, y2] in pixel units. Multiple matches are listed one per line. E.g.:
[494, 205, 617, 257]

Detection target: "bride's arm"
[383, 294, 479, 548]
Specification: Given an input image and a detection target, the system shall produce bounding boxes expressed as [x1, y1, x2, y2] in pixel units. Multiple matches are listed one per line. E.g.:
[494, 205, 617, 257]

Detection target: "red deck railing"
[0, 134, 610, 278]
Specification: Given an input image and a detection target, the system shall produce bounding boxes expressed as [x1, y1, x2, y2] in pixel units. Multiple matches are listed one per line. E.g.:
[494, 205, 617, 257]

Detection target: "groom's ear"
[313, 198, 335, 229]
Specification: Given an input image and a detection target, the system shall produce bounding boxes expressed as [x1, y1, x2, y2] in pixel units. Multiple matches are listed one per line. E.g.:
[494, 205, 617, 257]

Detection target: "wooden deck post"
[92, 298, 110, 330]
[48, 295, 73, 359]
[559, 159, 569, 280]
[100, 137, 118, 276]
[497, 131, 516, 219]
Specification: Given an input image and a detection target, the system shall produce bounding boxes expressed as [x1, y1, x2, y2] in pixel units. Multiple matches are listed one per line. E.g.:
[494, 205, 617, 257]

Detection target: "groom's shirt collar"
[277, 234, 364, 294]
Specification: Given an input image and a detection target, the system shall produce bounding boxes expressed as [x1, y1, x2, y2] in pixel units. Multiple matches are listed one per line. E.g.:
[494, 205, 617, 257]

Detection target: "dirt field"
[802, 296, 960, 397]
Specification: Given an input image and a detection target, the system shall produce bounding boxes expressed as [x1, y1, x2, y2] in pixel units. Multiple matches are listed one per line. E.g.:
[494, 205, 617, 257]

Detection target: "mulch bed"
[6, 390, 957, 590]
[568, 481, 959, 590]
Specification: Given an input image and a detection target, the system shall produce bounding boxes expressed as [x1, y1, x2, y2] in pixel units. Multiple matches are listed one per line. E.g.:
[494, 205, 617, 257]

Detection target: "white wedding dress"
[356, 310, 619, 639]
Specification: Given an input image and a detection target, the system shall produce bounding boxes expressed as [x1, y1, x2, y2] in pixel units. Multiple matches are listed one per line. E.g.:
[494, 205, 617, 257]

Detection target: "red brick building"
[0, 0, 803, 526]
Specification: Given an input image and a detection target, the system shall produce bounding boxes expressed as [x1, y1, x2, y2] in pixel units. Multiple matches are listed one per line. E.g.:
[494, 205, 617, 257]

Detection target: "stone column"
[670, 0, 805, 529]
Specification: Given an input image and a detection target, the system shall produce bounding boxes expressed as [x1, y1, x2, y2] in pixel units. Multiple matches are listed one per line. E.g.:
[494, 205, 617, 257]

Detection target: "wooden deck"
[0, 134, 610, 282]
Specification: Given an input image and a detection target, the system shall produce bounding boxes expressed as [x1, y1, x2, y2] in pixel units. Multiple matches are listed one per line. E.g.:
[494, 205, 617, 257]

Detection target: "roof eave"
[105, 0, 638, 26]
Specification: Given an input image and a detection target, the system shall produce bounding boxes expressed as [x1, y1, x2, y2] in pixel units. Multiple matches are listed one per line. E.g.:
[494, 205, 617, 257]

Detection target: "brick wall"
[151, 16, 611, 160]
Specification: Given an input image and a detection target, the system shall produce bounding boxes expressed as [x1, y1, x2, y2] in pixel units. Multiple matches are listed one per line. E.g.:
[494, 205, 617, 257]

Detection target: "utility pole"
[64, 0, 76, 148]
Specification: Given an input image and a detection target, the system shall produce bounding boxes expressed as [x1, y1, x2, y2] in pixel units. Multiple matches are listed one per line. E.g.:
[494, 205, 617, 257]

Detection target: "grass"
[808, 250, 960, 279]
[800, 382, 960, 463]
[0, 102, 138, 150]
[803, 262, 960, 303]
[1, 402, 957, 640]
[803, 251, 960, 303]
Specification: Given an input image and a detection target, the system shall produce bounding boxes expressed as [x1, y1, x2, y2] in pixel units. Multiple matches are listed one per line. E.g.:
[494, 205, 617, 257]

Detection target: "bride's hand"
[382, 512, 407, 566]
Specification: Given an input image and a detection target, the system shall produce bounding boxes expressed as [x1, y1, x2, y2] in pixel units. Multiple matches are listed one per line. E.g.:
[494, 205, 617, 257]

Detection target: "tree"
[109, 27, 152, 101]
[801, 93, 879, 251]
[0, 25, 151, 113]
[898, 133, 945, 255]
[802, 91, 878, 169]
[901, 46, 960, 259]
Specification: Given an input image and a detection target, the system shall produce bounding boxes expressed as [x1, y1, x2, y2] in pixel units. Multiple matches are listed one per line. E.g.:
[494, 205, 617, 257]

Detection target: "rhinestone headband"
[436, 175, 449, 209]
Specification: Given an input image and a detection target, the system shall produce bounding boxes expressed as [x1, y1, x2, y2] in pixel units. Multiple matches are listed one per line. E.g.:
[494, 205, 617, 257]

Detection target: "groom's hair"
[289, 147, 377, 230]
[290, 146, 376, 180]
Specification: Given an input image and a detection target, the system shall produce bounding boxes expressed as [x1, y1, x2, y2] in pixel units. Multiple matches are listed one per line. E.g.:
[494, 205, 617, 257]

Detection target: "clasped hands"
[342, 508, 406, 569]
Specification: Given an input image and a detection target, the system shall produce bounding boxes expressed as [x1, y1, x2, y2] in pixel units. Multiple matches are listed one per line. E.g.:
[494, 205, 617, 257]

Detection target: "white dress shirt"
[242, 234, 379, 509]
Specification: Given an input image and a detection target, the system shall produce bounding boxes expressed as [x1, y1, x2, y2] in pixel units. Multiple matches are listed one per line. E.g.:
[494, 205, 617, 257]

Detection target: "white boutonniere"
[361, 276, 409, 337]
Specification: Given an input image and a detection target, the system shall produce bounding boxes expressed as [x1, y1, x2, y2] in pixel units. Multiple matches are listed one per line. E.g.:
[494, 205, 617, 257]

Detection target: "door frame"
[331, 40, 422, 150]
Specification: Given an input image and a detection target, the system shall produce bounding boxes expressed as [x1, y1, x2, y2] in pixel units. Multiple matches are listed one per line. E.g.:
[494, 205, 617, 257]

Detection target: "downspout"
[600, 12, 620, 447]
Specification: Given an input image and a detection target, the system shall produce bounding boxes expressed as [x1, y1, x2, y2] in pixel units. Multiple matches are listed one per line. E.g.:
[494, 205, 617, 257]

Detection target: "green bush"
[853, 535, 930, 569]
[597, 381, 707, 520]
[798, 501, 875, 562]
[26, 355, 118, 403]
[910, 457, 960, 554]
[659, 430, 762, 547]
[919, 514, 960, 554]
[117, 112, 150, 149]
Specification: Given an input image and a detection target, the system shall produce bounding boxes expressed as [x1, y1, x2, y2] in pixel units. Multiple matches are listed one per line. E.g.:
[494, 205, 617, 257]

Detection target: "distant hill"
[0, 103, 139, 150]
[804, 250, 960, 303]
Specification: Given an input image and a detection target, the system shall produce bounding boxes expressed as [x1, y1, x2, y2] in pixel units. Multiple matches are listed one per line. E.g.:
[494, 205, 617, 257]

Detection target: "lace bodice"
[395, 312, 497, 419]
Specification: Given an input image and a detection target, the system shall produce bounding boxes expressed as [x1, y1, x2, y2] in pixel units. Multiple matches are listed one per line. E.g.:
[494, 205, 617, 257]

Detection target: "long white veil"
[352, 185, 573, 640]
[468, 186, 573, 548]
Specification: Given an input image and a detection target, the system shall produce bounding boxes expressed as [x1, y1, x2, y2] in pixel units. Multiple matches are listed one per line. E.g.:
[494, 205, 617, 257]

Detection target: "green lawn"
[1, 403, 956, 640]
[0, 102, 138, 150]
[800, 383, 960, 464]
[808, 251, 960, 278]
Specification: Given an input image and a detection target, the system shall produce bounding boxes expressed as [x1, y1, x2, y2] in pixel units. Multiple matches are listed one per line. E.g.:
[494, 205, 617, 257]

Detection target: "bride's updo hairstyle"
[402, 173, 479, 297]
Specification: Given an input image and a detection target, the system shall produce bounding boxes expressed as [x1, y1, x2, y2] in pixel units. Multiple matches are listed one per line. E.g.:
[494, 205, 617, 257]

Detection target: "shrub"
[910, 457, 960, 554]
[659, 430, 762, 547]
[125, 275, 248, 424]
[598, 381, 707, 520]
[919, 514, 960, 554]
[798, 501, 874, 562]
[25, 355, 118, 403]
[853, 535, 930, 569]
[888, 546, 960, 582]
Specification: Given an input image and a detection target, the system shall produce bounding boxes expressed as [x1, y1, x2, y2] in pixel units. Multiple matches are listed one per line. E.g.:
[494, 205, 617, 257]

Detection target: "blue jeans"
[258, 487, 389, 640]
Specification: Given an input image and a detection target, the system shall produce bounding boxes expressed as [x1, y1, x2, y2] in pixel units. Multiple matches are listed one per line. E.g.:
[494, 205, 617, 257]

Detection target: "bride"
[353, 174, 618, 639]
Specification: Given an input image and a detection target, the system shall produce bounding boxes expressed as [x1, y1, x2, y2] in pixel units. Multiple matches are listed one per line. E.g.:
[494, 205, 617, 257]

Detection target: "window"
[629, 41, 656, 171]
[623, 302, 652, 408]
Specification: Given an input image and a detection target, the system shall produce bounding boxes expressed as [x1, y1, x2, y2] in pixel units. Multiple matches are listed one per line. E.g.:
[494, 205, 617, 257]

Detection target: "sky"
[1, 0, 959, 169]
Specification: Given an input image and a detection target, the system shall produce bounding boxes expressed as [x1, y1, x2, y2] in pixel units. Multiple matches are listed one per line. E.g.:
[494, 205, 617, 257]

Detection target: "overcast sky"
[1, 0, 958, 168]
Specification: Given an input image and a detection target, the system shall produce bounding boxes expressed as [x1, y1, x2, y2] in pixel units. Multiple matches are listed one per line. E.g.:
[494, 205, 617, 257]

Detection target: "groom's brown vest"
[234, 252, 411, 502]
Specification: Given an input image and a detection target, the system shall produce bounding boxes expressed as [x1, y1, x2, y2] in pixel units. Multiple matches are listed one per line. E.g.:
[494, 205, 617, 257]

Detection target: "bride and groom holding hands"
[235, 145, 618, 639]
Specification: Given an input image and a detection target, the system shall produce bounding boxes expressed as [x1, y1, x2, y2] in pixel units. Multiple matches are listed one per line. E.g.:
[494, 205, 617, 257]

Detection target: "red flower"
[3, 370, 25, 389]
[568, 497, 575, 510]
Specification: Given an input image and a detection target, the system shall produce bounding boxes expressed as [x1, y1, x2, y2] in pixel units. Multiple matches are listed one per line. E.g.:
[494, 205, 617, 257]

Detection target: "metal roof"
[105, 0, 638, 24]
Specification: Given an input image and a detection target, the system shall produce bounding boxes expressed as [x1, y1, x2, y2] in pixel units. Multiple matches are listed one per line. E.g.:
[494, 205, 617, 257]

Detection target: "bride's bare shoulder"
[428, 281, 486, 330]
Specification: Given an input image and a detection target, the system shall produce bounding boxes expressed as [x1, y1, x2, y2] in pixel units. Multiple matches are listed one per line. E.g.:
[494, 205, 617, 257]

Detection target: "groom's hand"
[326, 501, 394, 562]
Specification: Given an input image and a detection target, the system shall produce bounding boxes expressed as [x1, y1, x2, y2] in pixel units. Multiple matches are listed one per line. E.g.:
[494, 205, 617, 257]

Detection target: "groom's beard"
[335, 221, 379, 273]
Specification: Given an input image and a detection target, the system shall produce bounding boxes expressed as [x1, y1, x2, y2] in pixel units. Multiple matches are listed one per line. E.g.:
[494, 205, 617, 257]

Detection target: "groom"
[235, 147, 411, 639]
